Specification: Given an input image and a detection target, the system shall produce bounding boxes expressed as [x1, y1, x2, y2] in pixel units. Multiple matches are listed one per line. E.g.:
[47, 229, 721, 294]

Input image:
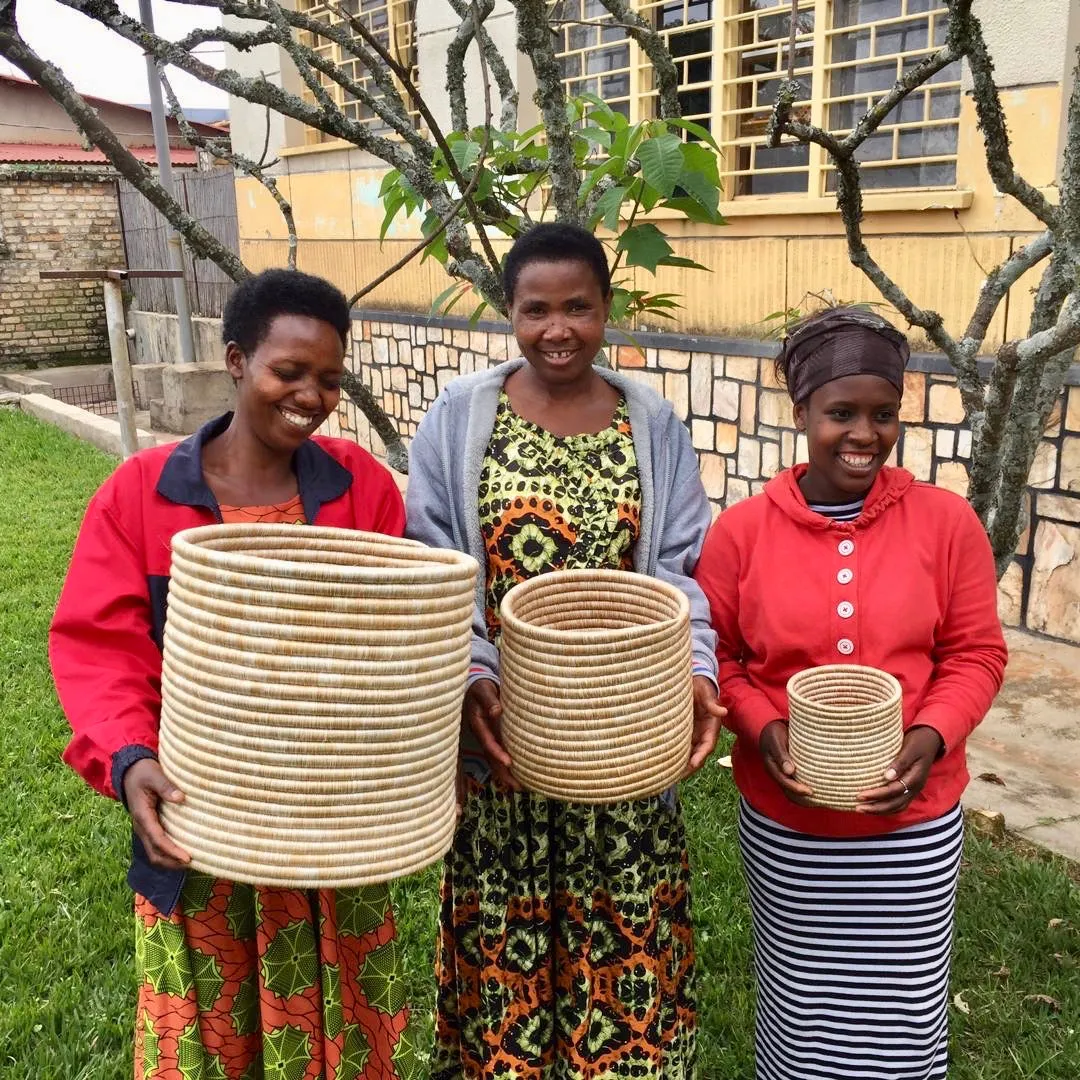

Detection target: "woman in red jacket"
[50, 270, 417, 1080]
[695, 307, 1007, 1080]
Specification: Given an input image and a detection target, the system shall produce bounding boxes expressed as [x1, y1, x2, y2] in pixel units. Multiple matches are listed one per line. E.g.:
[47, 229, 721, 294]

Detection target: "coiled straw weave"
[786, 664, 904, 811]
[499, 569, 693, 803]
[158, 523, 477, 888]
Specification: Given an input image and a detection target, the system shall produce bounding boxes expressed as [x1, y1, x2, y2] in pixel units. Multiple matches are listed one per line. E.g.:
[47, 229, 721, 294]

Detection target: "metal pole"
[103, 277, 140, 459]
[139, 0, 197, 365]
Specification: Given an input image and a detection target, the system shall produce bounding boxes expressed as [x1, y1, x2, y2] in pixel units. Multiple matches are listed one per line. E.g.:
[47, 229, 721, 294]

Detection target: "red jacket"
[49, 414, 405, 908]
[695, 464, 1007, 836]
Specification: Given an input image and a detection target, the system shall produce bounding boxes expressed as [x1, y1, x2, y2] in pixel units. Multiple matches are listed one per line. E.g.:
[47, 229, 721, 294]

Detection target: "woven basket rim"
[500, 569, 689, 646]
[173, 524, 477, 584]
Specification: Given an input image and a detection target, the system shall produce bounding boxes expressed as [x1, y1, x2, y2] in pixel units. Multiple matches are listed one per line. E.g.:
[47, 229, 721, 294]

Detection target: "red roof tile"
[0, 142, 199, 165]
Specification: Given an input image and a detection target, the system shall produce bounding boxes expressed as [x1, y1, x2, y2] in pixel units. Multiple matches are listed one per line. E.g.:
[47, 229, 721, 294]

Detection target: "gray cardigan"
[405, 357, 718, 684]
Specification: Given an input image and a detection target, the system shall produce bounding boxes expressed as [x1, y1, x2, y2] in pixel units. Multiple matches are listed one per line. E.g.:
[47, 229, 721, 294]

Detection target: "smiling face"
[509, 258, 612, 388]
[794, 373, 901, 503]
[225, 313, 345, 453]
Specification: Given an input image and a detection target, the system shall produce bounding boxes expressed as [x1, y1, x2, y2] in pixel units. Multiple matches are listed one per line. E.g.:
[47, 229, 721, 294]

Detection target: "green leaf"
[658, 196, 724, 224]
[636, 132, 684, 198]
[677, 142, 722, 213]
[657, 254, 711, 271]
[377, 168, 401, 197]
[578, 126, 612, 149]
[616, 222, 674, 274]
[578, 157, 619, 202]
[609, 289, 631, 323]
[448, 138, 481, 172]
[430, 281, 464, 315]
[664, 117, 721, 151]
[589, 184, 628, 231]
[468, 300, 489, 326]
[419, 210, 448, 265]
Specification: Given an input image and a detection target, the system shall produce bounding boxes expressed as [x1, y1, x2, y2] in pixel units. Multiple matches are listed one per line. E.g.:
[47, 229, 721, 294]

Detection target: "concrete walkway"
[966, 628, 1080, 861]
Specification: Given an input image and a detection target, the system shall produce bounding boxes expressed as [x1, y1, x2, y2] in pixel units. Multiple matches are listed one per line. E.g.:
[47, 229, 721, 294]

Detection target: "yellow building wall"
[235, 85, 1061, 348]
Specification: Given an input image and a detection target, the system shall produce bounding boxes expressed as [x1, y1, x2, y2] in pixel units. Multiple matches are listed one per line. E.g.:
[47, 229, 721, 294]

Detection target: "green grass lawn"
[1, 408, 1077, 1078]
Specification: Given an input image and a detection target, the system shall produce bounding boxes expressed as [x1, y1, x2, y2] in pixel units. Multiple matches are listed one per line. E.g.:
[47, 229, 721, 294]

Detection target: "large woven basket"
[786, 664, 903, 811]
[158, 523, 478, 888]
[499, 569, 693, 802]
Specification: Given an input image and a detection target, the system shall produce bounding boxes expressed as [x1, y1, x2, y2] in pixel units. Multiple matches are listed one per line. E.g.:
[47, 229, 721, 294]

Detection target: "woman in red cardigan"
[695, 307, 1007, 1080]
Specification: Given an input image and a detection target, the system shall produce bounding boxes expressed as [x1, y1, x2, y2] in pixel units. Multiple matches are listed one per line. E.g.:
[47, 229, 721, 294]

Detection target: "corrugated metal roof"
[0, 142, 199, 165]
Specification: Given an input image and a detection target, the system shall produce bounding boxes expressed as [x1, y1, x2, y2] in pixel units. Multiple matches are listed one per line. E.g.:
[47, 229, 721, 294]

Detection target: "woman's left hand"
[684, 676, 728, 778]
[855, 725, 944, 814]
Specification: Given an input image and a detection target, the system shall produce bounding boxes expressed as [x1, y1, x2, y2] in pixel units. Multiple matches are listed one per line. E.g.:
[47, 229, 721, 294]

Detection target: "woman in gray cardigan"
[406, 223, 723, 1080]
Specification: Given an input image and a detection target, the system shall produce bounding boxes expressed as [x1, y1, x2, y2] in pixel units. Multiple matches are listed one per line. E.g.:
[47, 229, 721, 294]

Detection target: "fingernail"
[884, 768, 897, 781]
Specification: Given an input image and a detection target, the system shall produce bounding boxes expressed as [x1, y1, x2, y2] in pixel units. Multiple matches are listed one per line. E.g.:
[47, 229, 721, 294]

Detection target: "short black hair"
[222, 268, 351, 355]
[503, 222, 612, 304]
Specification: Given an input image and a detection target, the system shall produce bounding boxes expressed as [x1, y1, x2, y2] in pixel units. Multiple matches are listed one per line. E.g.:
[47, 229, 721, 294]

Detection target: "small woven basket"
[158, 523, 477, 888]
[499, 569, 693, 803]
[786, 664, 903, 811]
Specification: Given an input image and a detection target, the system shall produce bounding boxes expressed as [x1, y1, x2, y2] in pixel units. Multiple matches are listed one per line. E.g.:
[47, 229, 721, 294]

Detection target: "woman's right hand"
[122, 758, 191, 869]
[463, 679, 521, 791]
[759, 720, 814, 806]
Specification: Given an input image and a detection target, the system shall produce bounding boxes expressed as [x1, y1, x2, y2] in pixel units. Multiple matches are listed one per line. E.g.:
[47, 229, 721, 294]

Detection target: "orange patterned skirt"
[133, 872, 419, 1080]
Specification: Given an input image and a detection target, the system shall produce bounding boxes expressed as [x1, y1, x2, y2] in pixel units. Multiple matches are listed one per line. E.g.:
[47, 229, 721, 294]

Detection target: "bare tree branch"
[159, 67, 297, 269]
[958, 1, 1060, 231]
[447, 0, 495, 133]
[515, 0, 579, 222]
[597, 0, 681, 120]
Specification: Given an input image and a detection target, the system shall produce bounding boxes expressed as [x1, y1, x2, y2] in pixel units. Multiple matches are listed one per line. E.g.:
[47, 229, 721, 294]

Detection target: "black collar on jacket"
[155, 412, 353, 524]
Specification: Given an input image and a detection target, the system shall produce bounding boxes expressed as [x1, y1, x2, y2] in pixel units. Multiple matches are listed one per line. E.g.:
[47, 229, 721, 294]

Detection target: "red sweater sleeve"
[49, 467, 162, 799]
[913, 500, 1007, 752]
[695, 516, 785, 743]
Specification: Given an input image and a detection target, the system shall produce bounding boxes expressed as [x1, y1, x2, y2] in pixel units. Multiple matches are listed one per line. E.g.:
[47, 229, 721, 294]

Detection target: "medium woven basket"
[786, 664, 904, 811]
[499, 569, 693, 802]
[158, 523, 477, 888]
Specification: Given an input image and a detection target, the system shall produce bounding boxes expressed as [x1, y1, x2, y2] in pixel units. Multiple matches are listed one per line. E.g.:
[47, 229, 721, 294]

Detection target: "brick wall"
[0, 171, 124, 369]
[333, 311, 1080, 646]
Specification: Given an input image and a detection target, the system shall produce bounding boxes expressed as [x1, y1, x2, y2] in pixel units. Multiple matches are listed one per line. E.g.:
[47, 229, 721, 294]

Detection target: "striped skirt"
[738, 799, 964, 1080]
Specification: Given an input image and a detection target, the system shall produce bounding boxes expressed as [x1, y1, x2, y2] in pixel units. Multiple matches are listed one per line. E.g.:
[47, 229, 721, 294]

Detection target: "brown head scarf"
[779, 307, 909, 404]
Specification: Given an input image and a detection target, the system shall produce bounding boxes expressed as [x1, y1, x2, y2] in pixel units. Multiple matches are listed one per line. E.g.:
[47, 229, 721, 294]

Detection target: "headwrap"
[779, 308, 909, 404]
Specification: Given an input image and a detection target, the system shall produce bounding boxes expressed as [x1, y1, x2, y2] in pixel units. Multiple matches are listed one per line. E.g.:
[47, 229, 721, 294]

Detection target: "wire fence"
[54, 381, 145, 416]
[117, 169, 239, 317]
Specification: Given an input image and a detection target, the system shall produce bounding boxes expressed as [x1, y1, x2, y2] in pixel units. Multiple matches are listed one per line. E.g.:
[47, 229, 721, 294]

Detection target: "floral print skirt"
[432, 779, 697, 1079]
[133, 873, 419, 1079]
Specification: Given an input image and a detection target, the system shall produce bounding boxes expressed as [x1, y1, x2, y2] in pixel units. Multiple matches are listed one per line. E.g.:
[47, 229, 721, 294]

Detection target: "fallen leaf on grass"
[1049, 918, 1064, 929]
[1023, 994, 1062, 1012]
[992, 965, 1010, 979]
[976, 772, 1007, 786]
[952, 993, 970, 1014]
[716, 755, 732, 769]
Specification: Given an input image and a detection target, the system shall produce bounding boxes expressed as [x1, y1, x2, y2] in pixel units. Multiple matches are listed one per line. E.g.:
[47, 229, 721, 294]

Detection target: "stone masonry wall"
[332, 312, 1080, 645]
[0, 171, 125, 369]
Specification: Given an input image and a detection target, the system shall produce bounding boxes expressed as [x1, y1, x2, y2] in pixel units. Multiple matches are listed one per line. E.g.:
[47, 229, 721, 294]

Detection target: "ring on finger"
[898, 778, 910, 797]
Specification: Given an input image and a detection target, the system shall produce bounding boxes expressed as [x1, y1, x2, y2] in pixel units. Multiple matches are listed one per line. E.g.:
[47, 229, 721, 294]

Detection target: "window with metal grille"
[550, 0, 961, 201]
[295, 0, 419, 145]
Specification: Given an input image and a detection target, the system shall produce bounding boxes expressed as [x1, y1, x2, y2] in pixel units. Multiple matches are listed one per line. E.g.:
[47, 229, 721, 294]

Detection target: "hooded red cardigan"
[695, 464, 1007, 836]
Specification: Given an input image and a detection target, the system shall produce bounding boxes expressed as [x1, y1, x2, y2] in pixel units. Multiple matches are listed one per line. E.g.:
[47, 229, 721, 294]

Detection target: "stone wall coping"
[352, 308, 1080, 387]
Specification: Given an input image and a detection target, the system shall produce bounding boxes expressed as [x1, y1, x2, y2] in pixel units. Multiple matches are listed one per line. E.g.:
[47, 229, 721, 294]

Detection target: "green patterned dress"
[432, 393, 697, 1079]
